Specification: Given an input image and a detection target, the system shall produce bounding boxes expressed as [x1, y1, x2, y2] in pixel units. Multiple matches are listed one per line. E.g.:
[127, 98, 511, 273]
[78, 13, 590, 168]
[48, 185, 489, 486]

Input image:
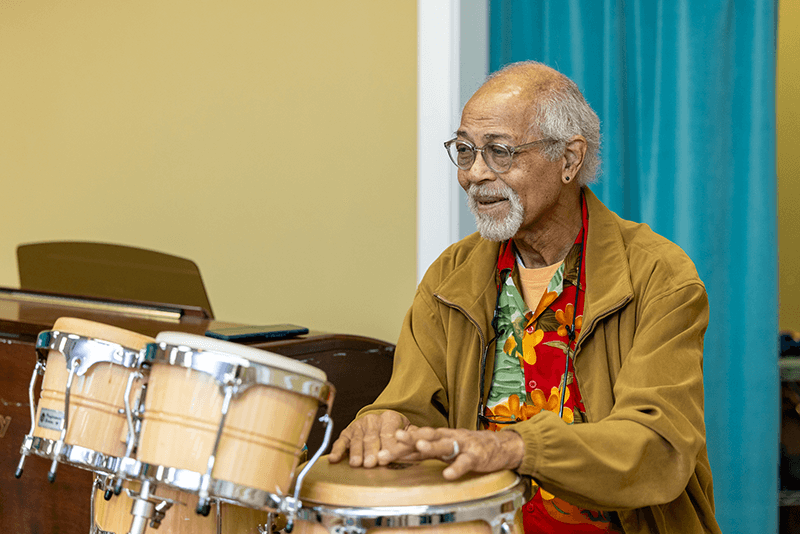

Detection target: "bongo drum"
[133, 332, 334, 513]
[92, 478, 273, 534]
[292, 457, 527, 534]
[16, 317, 153, 481]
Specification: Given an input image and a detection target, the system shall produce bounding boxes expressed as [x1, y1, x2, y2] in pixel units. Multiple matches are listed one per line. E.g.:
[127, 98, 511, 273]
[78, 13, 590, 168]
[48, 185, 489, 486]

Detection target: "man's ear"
[562, 135, 587, 183]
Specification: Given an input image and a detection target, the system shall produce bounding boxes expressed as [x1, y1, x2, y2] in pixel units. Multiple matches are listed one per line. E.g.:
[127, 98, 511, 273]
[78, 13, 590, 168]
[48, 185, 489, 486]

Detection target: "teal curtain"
[489, 1, 778, 532]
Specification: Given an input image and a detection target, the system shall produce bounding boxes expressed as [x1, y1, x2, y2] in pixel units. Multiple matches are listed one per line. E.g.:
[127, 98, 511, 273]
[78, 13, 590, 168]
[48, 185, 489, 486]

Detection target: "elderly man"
[329, 61, 720, 533]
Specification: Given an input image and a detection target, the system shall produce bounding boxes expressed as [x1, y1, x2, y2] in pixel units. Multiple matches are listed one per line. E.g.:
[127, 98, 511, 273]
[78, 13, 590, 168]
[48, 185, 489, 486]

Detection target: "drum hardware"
[197, 377, 241, 517]
[293, 493, 524, 534]
[258, 512, 288, 533]
[15, 329, 144, 482]
[96, 474, 117, 501]
[93, 472, 268, 534]
[14, 359, 45, 479]
[280, 412, 334, 533]
[127, 479, 178, 534]
[90, 478, 115, 534]
[46, 351, 79, 482]
[134, 334, 336, 526]
[113, 370, 148, 497]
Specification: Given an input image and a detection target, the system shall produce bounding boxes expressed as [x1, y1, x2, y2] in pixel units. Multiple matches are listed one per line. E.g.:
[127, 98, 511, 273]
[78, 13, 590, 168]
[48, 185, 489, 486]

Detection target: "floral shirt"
[484, 198, 618, 533]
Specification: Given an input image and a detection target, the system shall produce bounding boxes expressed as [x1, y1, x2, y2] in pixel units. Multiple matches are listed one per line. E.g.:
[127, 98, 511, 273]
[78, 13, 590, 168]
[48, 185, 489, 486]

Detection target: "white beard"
[467, 182, 525, 242]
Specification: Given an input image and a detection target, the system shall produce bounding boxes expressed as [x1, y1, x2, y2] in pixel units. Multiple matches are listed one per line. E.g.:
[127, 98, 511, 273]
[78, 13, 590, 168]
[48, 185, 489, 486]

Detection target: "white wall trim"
[417, 0, 489, 284]
[417, 0, 461, 284]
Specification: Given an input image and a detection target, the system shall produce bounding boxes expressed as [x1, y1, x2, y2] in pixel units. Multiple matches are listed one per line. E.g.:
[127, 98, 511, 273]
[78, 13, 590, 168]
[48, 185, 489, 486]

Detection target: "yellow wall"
[779, 0, 800, 332]
[0, 1, 417, 343]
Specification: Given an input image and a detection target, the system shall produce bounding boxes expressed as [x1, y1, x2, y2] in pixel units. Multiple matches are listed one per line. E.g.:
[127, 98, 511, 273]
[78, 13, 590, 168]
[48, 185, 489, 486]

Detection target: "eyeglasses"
[444, 138, 552, 173]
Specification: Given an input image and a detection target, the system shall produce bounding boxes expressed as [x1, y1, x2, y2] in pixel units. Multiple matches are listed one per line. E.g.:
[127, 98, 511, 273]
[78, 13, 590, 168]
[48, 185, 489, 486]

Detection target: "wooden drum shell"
[93, 480, 271, 534]
[137, 362, 319, 494]
[31, 317, 153, 457]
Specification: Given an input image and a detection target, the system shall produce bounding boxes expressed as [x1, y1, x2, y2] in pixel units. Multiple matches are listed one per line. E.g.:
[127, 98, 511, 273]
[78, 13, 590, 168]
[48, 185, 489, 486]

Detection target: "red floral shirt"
[484, 198, 618, 533]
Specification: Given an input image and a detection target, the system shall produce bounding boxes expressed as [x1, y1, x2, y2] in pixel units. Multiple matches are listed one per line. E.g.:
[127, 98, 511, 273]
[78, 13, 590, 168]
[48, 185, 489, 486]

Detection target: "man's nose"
[463, 150, 497, 183]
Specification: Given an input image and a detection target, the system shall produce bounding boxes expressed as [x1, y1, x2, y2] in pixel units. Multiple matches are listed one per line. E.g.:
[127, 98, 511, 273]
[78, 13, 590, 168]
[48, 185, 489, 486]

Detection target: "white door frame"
[417, 0, 488, 283]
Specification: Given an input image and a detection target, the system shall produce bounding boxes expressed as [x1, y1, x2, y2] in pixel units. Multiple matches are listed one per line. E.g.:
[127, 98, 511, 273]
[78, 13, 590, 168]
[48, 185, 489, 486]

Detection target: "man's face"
[456, 87, 565, 243]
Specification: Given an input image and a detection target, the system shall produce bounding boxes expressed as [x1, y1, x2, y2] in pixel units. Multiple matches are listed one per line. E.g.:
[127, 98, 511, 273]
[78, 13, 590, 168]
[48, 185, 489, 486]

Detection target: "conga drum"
[134, 332, 334, 512]
[92, 478, 273, 534]
[292, 457, 527, 533]
[17, 317, 153, 480]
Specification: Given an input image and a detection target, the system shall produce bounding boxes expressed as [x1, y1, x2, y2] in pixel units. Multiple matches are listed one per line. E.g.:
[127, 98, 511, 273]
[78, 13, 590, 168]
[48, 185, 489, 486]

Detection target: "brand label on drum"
[0, 415, 11, 438]
[38, 408, 64, 431]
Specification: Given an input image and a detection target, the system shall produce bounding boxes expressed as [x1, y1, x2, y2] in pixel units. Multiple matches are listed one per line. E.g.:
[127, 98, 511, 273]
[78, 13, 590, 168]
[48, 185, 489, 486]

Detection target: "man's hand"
[393, 427, 525, 480]
[328, 411, 412, 467]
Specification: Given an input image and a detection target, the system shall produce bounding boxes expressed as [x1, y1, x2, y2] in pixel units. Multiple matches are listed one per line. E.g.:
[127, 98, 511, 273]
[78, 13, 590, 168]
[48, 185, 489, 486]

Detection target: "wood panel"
[0, 338, 94, 533]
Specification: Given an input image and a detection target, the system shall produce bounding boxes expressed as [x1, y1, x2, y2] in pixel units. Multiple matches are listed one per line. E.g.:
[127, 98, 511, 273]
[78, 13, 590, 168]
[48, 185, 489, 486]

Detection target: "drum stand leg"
[122, 480, 177, 534]
[128, 479, 155, 534]
[128, 480, 176, 534]
[197, 385, 236, 516]
[14, 360, 45, 479]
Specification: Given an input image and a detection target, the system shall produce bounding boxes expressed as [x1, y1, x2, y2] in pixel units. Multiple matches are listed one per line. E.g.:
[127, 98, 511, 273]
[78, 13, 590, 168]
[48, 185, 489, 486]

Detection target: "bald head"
[476, 62, 565, 102]
[465, 61, 602, 184]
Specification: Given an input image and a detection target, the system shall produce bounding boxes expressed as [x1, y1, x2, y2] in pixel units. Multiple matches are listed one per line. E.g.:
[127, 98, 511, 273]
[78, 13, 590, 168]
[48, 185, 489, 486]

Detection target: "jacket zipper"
[433, 292, 490, 430]
[570, 295, 632, 424]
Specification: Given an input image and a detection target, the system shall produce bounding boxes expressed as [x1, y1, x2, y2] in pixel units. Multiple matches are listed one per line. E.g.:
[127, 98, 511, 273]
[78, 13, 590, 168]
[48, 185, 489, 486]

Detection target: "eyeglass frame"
[443, 137, 554, 174]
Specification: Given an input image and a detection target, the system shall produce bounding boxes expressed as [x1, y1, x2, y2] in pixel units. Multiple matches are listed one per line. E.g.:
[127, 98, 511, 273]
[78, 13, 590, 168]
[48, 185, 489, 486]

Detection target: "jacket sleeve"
[506, 280, 709, 511]
[356, 286, 451, 429]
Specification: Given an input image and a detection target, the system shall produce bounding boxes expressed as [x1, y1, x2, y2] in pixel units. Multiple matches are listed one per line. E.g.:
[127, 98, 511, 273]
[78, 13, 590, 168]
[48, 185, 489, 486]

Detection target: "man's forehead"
[460, 88, 537, 139]
[460, 65, 562, 131]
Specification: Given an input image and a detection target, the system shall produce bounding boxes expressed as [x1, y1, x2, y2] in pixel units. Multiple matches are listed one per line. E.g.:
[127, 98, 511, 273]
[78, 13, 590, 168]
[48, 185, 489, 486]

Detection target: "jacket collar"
[581, 188, 634, 335]
[433, 237, 500, 345]
[433, 187, 634, 345]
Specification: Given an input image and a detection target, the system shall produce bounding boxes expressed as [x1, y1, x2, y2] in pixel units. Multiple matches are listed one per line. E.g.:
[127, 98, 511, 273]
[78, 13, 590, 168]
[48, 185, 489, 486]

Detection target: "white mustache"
[467, 183, 514, 203]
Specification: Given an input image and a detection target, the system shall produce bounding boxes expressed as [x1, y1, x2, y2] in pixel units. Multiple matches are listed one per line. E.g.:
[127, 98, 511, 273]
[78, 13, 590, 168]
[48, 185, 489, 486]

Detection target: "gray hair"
[490, 61, 602, 185]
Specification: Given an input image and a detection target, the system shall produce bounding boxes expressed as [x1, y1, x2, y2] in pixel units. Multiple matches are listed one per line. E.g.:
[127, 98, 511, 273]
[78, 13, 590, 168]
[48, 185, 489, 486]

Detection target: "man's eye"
[490, 145, 510, 157]
[456, 143, 472, 154]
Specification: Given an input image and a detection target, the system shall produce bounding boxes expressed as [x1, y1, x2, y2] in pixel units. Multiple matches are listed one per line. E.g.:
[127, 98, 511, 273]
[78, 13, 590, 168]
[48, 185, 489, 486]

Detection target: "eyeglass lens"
[447, 141, 513, 172]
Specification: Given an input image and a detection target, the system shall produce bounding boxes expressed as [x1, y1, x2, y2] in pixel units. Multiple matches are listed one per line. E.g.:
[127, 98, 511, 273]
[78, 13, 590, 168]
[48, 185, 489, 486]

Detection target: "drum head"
[298, 456, 520, 507]
[155, 331, 326, 381]
[53, 317, 154, 350]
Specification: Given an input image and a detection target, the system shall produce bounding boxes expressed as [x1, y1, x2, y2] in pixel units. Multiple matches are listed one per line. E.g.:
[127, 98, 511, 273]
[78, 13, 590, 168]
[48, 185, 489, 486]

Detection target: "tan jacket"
[359, 189, 720, 533]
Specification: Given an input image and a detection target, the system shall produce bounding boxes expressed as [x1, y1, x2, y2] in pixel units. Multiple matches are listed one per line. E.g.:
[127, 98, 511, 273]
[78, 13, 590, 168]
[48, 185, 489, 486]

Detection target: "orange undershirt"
[517, 258, 563, 311]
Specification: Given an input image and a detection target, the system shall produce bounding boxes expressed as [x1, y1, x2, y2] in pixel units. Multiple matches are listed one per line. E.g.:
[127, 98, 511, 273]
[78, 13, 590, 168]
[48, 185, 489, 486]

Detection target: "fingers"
[396, 427, 455, 457]
[442, 453, 474, 480]
[330, 418, 524, 482]
[346, 418, 371, 467]
[389, 427, 525, 480]
[411, 434, 458, 459]
[328, 434, 350, 463]
[376, 427, 418, 465]
[361, 417, 383, 468]
[328, 411, 410, 468]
